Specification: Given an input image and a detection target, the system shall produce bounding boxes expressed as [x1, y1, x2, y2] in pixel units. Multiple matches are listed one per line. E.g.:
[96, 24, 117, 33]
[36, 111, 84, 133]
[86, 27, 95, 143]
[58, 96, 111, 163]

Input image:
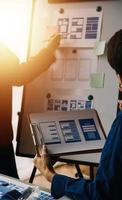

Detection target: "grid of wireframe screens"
[29, 109, 106, 155]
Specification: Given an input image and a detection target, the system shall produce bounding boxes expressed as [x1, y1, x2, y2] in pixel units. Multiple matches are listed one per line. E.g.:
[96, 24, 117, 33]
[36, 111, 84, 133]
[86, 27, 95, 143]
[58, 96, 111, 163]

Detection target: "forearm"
[37, 163, 55, 182]
[12, 48, 55, 85]
[45, 171, 56, 182]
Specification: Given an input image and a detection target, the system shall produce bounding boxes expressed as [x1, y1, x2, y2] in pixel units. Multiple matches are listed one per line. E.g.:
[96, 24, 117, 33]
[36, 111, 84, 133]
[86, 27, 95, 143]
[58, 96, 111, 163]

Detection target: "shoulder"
[117, 110, 122, 118]
[110, 111, 122, 134]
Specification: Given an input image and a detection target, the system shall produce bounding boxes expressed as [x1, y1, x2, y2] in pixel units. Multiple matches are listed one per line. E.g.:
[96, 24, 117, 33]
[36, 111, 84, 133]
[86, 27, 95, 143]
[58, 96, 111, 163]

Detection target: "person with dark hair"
[34, 29, 122, 200]
[0, 34, 60, 179]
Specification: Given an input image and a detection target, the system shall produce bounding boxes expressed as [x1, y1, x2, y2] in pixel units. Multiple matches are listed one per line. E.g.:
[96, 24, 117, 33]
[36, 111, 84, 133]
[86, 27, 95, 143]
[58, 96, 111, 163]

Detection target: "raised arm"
[0, 34, 60, 85]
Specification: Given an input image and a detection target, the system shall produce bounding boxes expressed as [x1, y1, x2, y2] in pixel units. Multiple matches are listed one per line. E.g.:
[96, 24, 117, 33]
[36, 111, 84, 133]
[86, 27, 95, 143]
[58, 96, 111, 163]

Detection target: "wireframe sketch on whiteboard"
[53, 8, 103, 47]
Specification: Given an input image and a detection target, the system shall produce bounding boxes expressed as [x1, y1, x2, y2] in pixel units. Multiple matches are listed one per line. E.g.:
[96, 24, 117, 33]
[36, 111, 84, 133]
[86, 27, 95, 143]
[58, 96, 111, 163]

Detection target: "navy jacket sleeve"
[51, 111, 122, 200]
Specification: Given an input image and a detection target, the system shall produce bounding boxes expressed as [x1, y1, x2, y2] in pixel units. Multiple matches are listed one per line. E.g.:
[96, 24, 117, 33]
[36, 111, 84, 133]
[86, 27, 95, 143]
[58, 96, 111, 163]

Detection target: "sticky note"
[93, 41, 106, 56]
[90, 72, 105, 88]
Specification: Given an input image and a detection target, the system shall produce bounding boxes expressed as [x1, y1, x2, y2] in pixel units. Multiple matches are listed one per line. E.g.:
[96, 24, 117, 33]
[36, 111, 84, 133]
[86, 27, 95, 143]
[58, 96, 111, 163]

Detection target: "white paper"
[52, 8, 103, 48]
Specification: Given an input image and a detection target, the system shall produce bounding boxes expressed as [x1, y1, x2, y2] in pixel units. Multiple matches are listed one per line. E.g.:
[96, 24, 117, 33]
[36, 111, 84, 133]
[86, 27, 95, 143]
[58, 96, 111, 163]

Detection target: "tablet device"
[28, 109, 106, 156]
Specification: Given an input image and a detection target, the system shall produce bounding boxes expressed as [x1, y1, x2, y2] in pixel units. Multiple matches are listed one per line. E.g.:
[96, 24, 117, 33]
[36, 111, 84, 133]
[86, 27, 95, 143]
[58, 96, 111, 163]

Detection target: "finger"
[35, 146, 41, 157]
[36, 145, 45, 157]
[41, 144, 48, 156]
[50, 33, 61, 41]
[50, 34, 55, 38]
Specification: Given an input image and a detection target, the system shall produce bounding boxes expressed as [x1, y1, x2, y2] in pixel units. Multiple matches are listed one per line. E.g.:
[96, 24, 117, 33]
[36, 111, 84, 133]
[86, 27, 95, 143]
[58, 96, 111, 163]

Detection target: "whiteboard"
[15, 0, 122, 158]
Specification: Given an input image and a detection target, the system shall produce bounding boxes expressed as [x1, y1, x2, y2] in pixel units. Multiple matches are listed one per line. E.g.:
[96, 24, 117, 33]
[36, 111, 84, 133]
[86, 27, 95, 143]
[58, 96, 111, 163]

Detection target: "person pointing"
[0, 33, 60, 178]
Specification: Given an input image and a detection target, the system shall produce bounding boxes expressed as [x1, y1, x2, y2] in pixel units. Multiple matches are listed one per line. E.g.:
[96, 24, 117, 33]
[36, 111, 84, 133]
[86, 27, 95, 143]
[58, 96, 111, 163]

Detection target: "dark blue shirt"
[51, 111, 122, 200]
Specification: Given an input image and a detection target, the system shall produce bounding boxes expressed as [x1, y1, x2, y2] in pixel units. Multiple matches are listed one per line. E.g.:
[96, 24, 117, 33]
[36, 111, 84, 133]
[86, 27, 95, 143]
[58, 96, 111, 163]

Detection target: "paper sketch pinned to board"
[52, 8, 103, 48]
